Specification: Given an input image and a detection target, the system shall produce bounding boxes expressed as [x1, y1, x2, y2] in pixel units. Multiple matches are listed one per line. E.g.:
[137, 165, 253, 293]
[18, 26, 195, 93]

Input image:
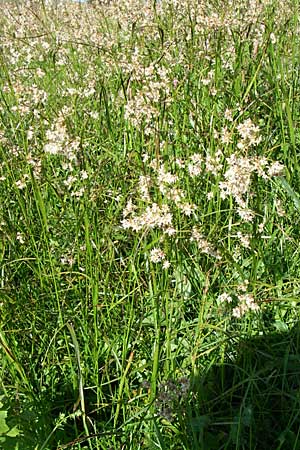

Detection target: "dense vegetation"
[0, 0, 300, 448]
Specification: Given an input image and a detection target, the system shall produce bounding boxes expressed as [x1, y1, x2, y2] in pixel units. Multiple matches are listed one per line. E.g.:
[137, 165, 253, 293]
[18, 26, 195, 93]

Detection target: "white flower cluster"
[219, 154, 282, 210]
[43, 117, 79, 161]
[121, 202, 173, 232]
[232, 293, 259, 318]
[218, 288, 259, 319]
[149, 247, 170, 269]
[236, 118, 262, 149]
[191, 227, 221, 259]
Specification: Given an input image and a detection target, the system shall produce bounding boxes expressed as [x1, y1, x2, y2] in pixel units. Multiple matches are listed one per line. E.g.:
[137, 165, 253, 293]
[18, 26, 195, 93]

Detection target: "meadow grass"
[0, 0, 300, 448]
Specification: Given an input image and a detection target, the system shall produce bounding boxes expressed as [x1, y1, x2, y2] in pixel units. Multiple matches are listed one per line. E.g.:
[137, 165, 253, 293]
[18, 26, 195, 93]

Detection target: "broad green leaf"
[0, 417, 9, 435]
[6, 426, 20, 438]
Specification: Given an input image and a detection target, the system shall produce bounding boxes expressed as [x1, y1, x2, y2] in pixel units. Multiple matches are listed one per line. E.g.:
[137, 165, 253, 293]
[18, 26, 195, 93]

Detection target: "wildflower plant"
[0, 0, 300, 448]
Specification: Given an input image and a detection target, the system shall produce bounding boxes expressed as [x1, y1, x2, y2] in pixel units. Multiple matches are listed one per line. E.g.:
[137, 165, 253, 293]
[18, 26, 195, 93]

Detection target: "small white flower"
[164, 227, 176, 236]
[217, 293, 232, 303]
[224, 109, 233, 122]
[16, 179, 27, 190]
[16, 232, 25, 244]
[162, 260, 171, 269]
[237, 208, 254, 222]
[268, 162, 284, 177]
[270, 33, 276, 44]
[150, 248, 166, 263]
[237, 232, 251, 248]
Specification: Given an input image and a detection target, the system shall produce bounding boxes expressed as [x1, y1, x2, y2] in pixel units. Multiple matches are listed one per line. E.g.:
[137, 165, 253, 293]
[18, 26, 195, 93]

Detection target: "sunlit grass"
[0, 0, 299, 448]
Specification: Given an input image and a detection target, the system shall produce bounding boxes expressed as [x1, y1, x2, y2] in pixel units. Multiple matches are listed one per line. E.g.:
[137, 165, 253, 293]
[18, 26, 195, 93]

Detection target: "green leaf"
[6, 426, 20, 438]
[278, 177, 300, 210]
[274, 320, 289, 332]
[0, 417, 9, 435]
[0, 410, 7, 420]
